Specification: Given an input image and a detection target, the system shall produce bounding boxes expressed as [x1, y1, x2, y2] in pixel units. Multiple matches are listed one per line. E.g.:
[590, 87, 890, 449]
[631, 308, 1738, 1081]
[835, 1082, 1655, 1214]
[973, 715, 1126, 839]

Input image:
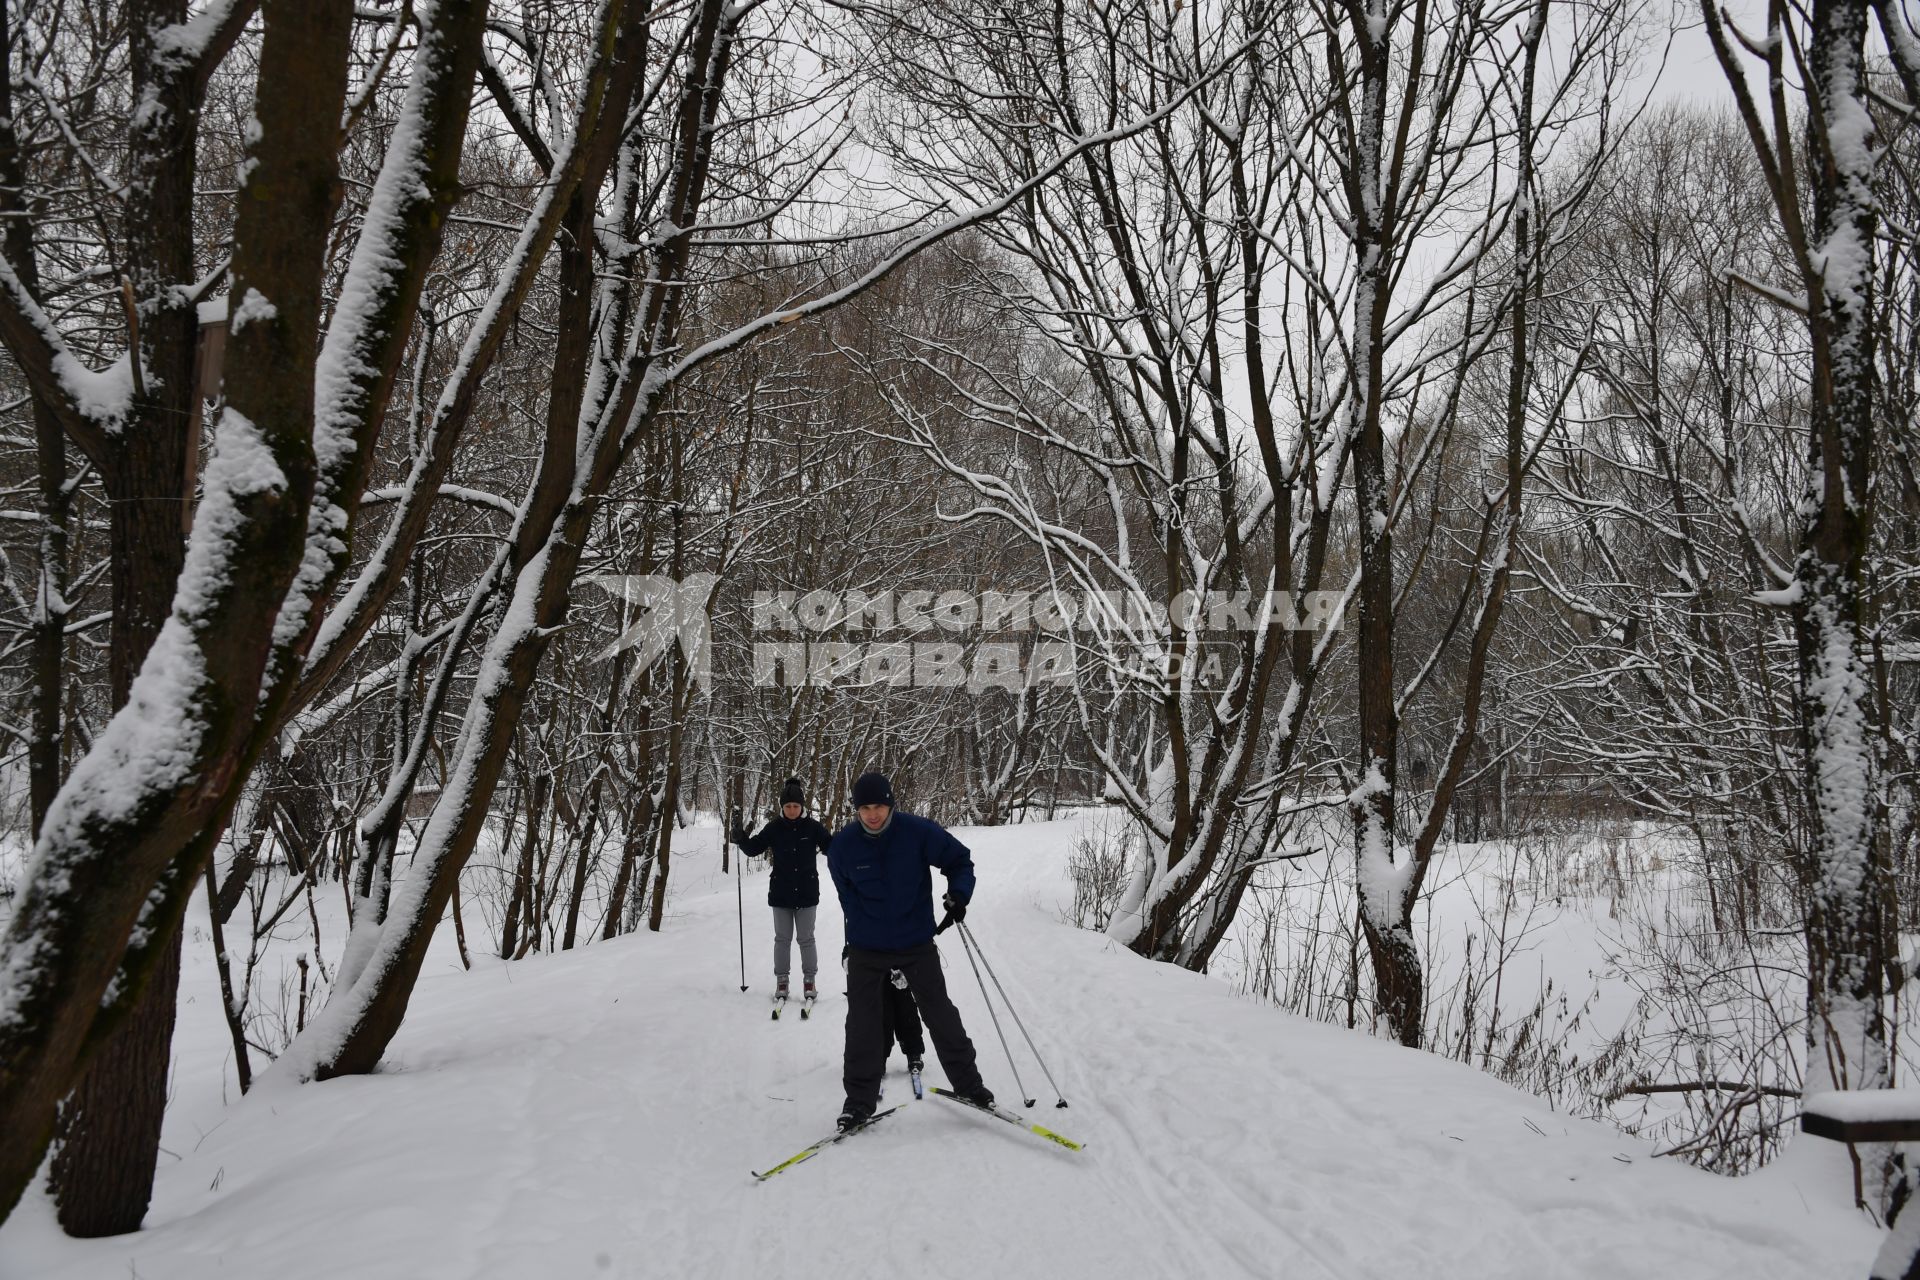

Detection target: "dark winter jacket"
[827, 811, 976, 951]
[739, 815, 832, 909]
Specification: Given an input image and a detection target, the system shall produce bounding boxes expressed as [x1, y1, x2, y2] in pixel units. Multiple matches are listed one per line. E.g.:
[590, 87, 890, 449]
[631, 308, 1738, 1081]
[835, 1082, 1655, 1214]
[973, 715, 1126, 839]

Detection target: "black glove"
[941, 891, 967, 924]
[731, 825, 750, 847]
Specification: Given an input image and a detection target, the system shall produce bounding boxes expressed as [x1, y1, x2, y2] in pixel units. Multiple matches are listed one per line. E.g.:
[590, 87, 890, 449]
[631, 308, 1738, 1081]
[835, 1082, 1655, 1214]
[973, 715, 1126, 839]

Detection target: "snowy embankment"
[0, 819, 1873, 1278]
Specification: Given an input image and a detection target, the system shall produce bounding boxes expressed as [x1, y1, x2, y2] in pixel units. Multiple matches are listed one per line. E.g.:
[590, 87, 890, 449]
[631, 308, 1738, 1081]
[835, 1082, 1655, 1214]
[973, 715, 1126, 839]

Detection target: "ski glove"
[941, 891, 967, 924]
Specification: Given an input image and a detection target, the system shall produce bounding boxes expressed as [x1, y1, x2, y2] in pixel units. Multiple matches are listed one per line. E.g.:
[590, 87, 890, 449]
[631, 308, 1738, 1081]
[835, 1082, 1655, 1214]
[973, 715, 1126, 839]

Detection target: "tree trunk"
[1342, 0, 1418, 1049]
[649, 437, 690, 934]
[1792, 0, 1884, 1093]
[48, 0, 207, 1233]
[602, 791, 654, 942]
[500, 769, 549, 959]
[1702, 0, 1890, 1096]
[46, 931, 182, 1236]
[0, 0, 350, 1221]
[0, 2, 70, 842]
[202, 854, 251, 1093]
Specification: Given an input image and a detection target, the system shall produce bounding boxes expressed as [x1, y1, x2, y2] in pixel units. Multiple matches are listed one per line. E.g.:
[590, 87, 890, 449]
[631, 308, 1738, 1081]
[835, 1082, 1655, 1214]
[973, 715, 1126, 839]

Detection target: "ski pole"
[958, 920, 1069, 1109]
[953, 919, 1033, 1109]
[732, 807, 746, 992]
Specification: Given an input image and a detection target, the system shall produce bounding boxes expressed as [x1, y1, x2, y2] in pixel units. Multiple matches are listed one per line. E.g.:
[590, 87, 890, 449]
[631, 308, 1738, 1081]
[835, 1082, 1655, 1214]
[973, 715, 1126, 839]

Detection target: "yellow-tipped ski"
[1026, 1122, 1082, 1151]
[752, 1147, 819, 1181]
[930, 1087, 1086, 1152]
[752, 1104, 904, 1182]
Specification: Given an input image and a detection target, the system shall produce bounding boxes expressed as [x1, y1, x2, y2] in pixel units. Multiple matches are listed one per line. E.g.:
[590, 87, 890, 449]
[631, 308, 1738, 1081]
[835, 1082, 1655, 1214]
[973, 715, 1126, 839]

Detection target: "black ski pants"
[883, 977, 925, 1059]
[843, 941, 981, 1109]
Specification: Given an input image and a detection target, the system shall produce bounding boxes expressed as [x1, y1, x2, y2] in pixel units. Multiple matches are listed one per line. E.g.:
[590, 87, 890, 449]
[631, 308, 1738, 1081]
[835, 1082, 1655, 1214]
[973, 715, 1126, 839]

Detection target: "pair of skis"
[751, 1081, 1083, 1181]
[770, 992, 815, 1021]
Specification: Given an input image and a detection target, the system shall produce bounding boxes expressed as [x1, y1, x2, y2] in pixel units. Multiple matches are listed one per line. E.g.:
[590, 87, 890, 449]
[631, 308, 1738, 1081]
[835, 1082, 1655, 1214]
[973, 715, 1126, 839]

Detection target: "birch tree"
[1700, 0, 1918, 1101]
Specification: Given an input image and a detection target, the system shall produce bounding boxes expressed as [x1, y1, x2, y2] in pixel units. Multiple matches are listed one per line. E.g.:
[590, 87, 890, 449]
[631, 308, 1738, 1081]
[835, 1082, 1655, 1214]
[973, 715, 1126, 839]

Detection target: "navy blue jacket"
[827, 811, 976, 951]
[740, 815, 831, 909]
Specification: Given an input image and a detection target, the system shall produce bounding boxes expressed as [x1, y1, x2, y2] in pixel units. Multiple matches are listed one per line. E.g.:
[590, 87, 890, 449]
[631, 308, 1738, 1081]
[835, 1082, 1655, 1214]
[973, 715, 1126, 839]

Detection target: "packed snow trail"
[0, 819, 1873, 1278]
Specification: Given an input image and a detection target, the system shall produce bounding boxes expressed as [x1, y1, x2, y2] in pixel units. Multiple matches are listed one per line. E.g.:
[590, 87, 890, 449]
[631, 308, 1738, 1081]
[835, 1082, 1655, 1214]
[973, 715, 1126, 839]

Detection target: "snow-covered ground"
[1205, 819, 1846, 1167]
[0, 818, 1875, 1278]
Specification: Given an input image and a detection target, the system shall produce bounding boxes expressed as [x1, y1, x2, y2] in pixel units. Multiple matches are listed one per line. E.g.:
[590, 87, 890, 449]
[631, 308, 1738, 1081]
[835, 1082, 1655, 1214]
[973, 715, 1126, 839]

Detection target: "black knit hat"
[851, 771, 893, 808]
[779, 777, 805, 806]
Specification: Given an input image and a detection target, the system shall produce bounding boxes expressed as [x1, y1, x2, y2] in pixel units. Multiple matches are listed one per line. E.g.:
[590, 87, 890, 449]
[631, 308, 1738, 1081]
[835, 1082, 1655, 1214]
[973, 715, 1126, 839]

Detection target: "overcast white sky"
[1645, 0, 1903, 111]
[1647, 6, 1729, 109]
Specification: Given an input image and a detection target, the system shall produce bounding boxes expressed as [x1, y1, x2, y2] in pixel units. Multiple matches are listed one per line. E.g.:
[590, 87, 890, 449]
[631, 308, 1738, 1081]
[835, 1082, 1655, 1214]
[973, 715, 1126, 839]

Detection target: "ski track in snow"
[0, 818, 1878, 1279]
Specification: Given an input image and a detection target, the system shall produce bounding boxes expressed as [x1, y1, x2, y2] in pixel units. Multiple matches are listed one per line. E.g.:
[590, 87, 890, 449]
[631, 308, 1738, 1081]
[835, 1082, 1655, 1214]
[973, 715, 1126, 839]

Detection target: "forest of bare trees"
[0, 0, 1913, 1264]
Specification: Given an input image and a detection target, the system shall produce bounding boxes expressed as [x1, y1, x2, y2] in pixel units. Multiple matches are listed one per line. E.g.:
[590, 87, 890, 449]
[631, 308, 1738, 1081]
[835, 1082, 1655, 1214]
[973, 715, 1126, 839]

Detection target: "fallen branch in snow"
[1605, 1080, 1801, 1103]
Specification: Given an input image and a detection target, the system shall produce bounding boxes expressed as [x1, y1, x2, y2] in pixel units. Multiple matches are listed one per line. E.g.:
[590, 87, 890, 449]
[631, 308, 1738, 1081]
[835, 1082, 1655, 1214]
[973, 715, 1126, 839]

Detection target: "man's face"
[782, 801, 801, 821]
[857, 802, 891, 832]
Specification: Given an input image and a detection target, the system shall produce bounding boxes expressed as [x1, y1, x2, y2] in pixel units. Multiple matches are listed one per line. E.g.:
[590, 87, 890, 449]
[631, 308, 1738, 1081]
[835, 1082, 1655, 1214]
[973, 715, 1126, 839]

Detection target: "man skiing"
[735, 777, 832, 1006]
[827, 771, 991, 1131]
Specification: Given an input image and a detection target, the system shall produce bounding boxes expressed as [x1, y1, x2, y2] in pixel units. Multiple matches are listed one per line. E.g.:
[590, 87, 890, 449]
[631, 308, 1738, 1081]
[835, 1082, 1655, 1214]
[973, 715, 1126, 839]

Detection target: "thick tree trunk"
[1703, 0, 1889, 1097]
[46, 932, 183, 1235]
[1794, 0, 1884, 1093]
[49, 0, 206, 1233]
[0, 0, 350, 1221]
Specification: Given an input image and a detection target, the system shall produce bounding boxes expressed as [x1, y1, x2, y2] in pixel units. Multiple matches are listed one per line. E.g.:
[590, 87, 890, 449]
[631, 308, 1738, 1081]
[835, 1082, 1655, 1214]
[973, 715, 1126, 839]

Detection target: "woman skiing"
[735, 777, 832, 1005]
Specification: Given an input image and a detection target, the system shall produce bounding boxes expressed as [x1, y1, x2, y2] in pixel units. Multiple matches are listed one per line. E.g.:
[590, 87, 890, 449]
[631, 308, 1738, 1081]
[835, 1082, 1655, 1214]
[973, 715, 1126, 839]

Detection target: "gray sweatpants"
[772, 906, 818, 980]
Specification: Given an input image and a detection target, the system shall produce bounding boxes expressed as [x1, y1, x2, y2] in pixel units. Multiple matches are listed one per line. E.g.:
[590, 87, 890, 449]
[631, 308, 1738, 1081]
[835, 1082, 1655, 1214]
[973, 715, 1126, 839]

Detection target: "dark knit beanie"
[850, 772, 894, 808]
[780, 777, 805, 806]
